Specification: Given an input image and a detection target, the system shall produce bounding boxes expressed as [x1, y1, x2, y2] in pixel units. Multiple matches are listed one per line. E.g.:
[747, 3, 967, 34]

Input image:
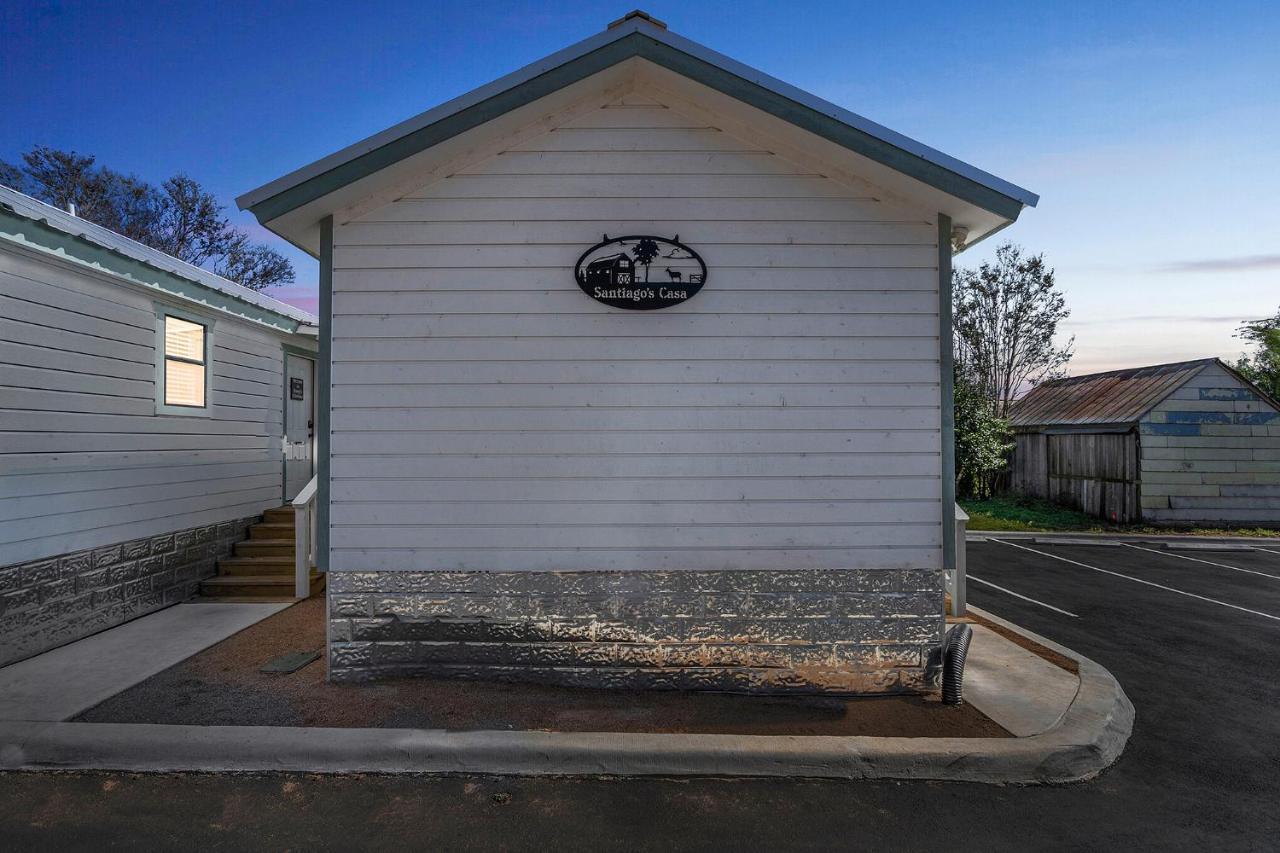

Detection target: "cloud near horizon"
[1158, 254, 1280, 273]
[1063, 314, 1244, 327]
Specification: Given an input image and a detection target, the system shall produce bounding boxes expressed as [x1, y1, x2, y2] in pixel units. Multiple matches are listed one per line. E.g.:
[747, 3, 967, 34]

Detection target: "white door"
[284, 354, 315, 501]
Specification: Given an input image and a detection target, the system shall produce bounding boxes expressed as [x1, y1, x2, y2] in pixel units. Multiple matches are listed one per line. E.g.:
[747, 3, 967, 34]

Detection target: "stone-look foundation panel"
[0, 517, 256, 667]
[327, 569, 945, 694]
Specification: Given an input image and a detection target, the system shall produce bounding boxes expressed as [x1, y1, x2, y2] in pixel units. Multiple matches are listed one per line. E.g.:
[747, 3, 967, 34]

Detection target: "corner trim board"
[317, 216, 333, 572]
[938, 213, 956, 571]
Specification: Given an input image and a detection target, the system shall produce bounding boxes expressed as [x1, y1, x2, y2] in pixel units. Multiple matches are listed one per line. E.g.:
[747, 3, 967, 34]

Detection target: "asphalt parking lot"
[3, 537, 1279, 852]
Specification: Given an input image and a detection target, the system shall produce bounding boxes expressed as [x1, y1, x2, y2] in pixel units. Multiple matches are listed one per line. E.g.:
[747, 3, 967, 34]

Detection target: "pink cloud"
[266, 283, 320, 315]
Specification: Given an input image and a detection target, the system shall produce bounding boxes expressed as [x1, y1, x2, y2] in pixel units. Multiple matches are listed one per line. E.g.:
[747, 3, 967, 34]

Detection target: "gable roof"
[237, 11, 1038, 255]
[1009, 358, 1280, 429]
[0, 184, 317, 332]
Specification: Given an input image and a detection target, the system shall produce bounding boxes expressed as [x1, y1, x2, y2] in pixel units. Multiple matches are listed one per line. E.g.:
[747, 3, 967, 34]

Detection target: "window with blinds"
[163, 315, 207, 408]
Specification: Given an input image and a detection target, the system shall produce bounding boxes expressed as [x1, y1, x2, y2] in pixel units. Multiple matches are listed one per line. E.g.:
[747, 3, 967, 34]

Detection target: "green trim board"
[316, 216, 333, 572]
[938, 214, 956, 572]
[0, 209, 303, 333]
[282, 342, 319, 359]
[244, 31, 1031, 228]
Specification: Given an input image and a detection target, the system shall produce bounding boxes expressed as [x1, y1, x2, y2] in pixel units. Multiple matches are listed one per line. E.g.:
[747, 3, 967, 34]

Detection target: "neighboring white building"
[239, 11, 1038, 692]
[0, 185, 319, 666]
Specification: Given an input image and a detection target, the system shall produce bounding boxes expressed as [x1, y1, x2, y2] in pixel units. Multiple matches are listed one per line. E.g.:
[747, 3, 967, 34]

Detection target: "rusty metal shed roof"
[1009, 359, 1220, 429]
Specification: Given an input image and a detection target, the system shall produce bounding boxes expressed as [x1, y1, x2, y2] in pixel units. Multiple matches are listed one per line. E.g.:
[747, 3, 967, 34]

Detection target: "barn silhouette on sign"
[581, 252, 635, 288]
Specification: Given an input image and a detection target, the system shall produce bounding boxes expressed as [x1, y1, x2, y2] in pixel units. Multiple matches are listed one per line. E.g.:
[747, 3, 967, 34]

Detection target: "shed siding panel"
[0, 247, 310, 565]
[1140, 364, 1280, 523]
[329, 101, 943, 572]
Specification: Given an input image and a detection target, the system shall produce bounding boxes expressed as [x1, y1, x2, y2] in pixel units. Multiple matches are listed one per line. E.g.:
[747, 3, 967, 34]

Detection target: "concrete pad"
[964, 625, 1079, 736]
[0, 602, 289, 722]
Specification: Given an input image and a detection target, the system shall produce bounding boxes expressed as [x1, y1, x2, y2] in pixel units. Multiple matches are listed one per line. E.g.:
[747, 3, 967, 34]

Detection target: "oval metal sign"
[574, 235, 707, 310]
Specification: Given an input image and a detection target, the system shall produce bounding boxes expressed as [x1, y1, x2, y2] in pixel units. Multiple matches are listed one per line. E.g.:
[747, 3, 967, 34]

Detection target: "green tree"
[953, 243, 1074, 416]
[631, 238, 660, 282]
[1234, 309, 1280, 399]
[0, 146, 294, 291]
[953, 366, 1015, 499]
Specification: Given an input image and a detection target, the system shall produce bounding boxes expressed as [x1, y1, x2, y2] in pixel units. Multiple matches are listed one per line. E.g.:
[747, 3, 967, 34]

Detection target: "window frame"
[154, 305, 215, 416]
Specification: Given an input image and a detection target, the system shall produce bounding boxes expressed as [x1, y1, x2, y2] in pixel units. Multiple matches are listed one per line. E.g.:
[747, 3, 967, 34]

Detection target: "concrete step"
[262, 507, 294, 524]
[249, 523, 295, 541]
[216, 556, 296, 577]
[199, 573, 324, 600]
[234, 540, 295, 558]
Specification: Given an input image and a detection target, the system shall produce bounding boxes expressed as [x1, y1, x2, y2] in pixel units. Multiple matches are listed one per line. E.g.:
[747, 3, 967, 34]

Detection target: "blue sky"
[3, 0, 1277, 373]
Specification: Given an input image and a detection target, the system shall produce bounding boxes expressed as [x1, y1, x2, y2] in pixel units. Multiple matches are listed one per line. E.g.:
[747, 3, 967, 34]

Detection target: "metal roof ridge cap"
[0, 186, 316, 326]
[1037, 357, 1220, 387]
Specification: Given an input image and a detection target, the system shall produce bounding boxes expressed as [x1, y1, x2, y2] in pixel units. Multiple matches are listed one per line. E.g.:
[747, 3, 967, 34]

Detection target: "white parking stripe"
[1253, 547, 1280, 557]
[968, 575, 1079, 617]
[991, 539, 1280, 623]
[1122, 543, 1280, 580]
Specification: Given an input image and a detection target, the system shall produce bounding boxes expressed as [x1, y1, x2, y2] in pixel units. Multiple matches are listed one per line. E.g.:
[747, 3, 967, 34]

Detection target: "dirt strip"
[949, 611, 1079, 674]
[75, 598, 1010, 737]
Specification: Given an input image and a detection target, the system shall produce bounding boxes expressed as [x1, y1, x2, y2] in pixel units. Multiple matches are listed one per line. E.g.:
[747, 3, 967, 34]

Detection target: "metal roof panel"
[1009, 360, 1218, 428]
[0, 185, 317, 327]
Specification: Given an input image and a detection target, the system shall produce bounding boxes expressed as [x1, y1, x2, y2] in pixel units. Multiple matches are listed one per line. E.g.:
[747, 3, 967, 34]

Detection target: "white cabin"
[239, 11, 1038, 693]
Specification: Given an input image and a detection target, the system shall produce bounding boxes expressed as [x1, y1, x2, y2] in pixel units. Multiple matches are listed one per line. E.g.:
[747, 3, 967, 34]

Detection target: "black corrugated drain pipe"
[941, 623, 974, 706]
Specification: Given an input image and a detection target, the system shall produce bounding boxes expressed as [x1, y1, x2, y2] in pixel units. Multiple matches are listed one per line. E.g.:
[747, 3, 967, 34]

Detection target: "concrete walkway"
[0, 602, 289, 722]
[965, 624, 1079, 736]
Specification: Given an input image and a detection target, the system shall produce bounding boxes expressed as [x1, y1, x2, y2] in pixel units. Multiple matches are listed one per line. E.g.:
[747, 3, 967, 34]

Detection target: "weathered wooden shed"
[1009, 359, 1280, 525]
[238, 11, 1039, 694]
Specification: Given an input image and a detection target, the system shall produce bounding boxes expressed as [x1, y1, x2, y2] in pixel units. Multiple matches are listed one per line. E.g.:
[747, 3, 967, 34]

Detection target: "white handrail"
[947, 504, 969, 616]
[291, 476, 319, 599]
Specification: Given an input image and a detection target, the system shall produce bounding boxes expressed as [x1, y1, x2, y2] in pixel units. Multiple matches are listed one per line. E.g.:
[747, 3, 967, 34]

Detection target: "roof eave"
[238, 21, 1036, 236]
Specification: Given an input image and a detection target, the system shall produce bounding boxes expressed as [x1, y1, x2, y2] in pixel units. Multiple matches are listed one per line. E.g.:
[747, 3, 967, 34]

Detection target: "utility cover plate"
[260, 650, 320, 673]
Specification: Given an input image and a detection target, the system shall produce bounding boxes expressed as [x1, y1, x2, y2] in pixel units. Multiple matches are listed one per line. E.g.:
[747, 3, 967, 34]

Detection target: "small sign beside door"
[290, 377, 305, 400]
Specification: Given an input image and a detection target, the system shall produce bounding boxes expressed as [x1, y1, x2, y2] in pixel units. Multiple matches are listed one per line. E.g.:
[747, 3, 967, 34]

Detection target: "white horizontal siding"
[329, 98, 943, 571]
[0, 246, 313, 565]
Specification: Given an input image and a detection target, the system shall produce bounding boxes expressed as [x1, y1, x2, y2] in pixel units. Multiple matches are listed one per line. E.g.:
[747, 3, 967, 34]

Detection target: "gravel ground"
[73, 597, 1008, 737]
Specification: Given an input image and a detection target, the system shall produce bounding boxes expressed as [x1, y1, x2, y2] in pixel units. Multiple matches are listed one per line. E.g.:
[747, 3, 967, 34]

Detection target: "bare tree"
[1, 146, 294, 291]
[953, 243, 1074, 416]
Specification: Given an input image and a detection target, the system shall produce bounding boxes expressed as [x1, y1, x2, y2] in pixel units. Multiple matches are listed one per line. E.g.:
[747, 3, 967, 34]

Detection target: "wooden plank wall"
[1011, 433, 1048, 498]
[0, 246, 311, 566]
[1012, 431, 1139, 523]
[328, 92, 944, 572]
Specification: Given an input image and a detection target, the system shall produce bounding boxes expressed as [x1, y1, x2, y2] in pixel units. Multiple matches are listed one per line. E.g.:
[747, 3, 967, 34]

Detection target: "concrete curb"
[0, 612, 1133, 784]
[969, 530, 1280, 545]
